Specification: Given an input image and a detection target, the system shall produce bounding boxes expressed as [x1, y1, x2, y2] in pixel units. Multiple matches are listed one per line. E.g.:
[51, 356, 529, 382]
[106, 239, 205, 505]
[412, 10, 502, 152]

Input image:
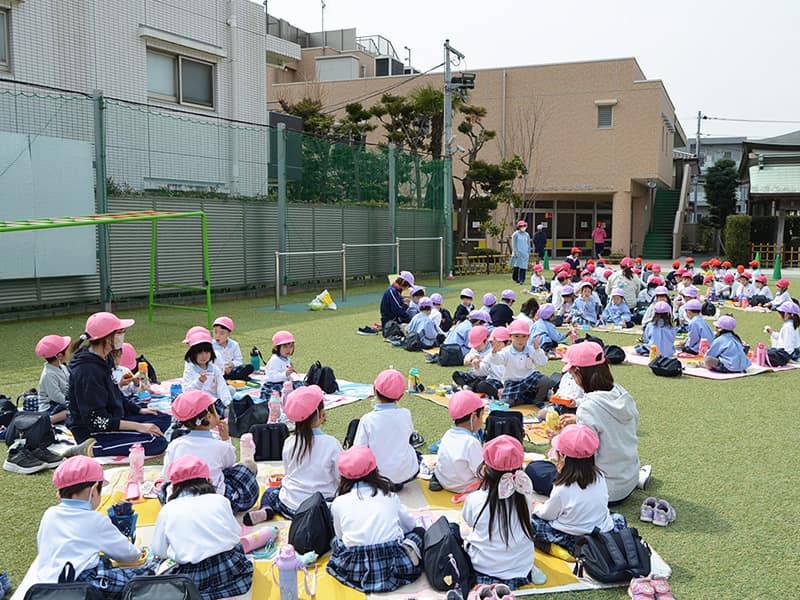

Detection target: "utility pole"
[321, 0, 326, 55]
[694, 110, 702, 208]
[443, 39, 464, 277]
[404, 46, 411, 69]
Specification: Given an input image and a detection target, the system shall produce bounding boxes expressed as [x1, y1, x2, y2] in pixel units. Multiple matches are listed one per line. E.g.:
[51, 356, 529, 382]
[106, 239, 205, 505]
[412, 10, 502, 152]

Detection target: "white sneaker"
[637, 465, 652, 490]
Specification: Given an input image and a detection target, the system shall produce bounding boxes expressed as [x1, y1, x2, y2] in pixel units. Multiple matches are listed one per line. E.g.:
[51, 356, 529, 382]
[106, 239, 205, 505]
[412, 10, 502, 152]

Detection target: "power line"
[703, 116, 800, 124]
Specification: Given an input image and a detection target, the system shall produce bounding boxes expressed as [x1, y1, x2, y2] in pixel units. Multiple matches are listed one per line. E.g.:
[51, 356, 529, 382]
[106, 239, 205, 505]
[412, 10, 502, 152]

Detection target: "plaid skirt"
[500, 371, 548, 406]
[531, 512, 627, 554]
[259, 380, 305, 399]
[172, 544, 253, 600]
[326, 531, 424, 593]
[223, 464, 260, 513]
[474, 570, 536, 591]
[76, 557, 152, 596]
[258, 485, 296, 519]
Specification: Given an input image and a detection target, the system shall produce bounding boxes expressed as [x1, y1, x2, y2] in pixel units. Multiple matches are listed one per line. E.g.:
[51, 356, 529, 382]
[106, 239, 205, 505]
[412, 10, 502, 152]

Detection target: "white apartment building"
[684, 136, 748, 222]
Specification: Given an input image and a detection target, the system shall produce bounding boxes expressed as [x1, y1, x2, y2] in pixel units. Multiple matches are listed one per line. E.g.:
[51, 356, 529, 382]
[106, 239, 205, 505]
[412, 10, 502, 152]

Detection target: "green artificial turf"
[2, 273, 799, 599]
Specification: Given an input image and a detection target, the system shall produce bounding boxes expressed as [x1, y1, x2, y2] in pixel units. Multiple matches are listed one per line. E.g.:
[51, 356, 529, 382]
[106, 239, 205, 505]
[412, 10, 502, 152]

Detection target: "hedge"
[725, 215, 752, 265]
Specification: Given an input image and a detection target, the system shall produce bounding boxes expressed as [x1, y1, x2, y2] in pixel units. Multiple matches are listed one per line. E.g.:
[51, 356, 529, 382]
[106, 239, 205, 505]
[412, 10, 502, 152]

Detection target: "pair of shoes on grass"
[640, 497, 676, 526]
[628, 575, 675, 599]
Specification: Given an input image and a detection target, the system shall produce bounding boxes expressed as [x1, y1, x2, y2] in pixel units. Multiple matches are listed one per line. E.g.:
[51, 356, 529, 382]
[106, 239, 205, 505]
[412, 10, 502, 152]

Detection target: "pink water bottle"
[755, 342, 768, 366]
[240, 525, 278, 553]
[240, 432, 256, 464]
[273, 545, 302, 600]
[698, 339, 711, 356]
[268, 391, 282, 424]
[281, 381, 293, 406]
[129, 443, 144, 483]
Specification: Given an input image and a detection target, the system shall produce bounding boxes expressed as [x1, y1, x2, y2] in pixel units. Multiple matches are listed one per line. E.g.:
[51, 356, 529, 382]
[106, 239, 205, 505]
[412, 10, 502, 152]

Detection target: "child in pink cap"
[211, 316, 254, 381]
[261, 329, 302, 396]
[452, 325, 503, 397]
[245, 385, 341, 523]
[36, 456, 150, 595]
[110, 342, 140, 398]
[463, 435, 546, 589]
[430, 390, 485, 493]
[35, 334, 72, 424]
[151, 455, 253, 599]
[158, 390, 259, 513]
[182, 327, 232, 417]
[530, 425, 627, 555]
[327, 446, 424, 593]
[766, 279, 791, 309]
[529, 264, 547, 293]
[749, 275, 773, 307]
[353, 369, 419, 487]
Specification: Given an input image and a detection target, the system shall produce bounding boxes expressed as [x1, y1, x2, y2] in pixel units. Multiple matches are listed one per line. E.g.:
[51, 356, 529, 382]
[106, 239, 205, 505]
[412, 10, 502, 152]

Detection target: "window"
[146, 49, 214, 108]
[597, 105, 613, 128]
[723, 151, 732, 159]
[0, 9, 9, 69]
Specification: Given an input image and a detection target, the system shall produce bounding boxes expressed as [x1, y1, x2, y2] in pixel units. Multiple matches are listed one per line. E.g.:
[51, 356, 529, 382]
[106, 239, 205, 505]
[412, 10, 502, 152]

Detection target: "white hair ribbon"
[498, 470, 533, 500]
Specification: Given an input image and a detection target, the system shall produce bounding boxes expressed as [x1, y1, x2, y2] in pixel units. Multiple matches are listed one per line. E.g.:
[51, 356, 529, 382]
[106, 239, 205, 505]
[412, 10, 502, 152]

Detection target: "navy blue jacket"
[380, 283, 410, 327]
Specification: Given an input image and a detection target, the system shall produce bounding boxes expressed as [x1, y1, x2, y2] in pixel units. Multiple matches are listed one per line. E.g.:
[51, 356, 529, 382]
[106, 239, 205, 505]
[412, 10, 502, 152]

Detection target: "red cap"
[672, 261, 681, 268]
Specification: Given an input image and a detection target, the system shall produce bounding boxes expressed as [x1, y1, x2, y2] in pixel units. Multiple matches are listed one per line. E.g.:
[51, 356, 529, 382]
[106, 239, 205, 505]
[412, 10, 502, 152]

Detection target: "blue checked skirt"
[258, 485, 297, 519]
[157, 465, 259, 513]
[259, 380, 305, 399]
[76, 557, 152, 596]
[172, 544, 253, 600]
[326, 531, 424, 593]
[531, 512, 627, 554]
[474, 570, 536, 591]
[500, 371, 546, 406]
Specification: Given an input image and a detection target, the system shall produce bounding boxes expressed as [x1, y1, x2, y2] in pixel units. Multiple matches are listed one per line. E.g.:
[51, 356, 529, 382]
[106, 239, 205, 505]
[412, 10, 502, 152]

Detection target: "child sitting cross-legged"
[484, 319, 551, 406]
[452, 325, 504, 397]
[429, 390, 486, 493]
[36, 456, 151, 598]
[151, 455, 253, 599]
[531, 424, 627, 555]
[158, 390, 259, 513]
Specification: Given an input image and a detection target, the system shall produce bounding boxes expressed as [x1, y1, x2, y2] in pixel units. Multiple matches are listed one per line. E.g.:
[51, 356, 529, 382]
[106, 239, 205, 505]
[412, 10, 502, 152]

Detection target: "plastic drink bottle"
[250, 347, 261, 371]
[129, 443, 144, 483]
[281, 381, 293, 406]
[545, 406, 560, 431]
[268, 391, 282, 424]
[649, 345, 658, 362]
[273, 545, 302, 600]
[240, 432, 256, 463]
[698, 339, 710, 356]
[240, 525, 278, 553]
[138, 362, 150, 389]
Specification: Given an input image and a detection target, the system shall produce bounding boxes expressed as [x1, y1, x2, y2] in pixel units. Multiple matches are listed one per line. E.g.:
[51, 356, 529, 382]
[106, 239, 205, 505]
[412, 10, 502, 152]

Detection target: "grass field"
[1, 273, 799, 599]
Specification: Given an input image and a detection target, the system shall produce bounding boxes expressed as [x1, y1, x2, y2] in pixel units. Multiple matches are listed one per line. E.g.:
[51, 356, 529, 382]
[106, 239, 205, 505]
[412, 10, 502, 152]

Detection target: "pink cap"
[501, 289, 517, 301]
[35, 334, 71, 359]
[483, 435, 524, 472]
[703, 275, 713, 283]
[577, 280, 594, 291]
[538, 303, 555, 320]
[186, 329, 213, 348]
[171, 389, 215, 422]
[374, 369, 405, 400]
[603, 269, 613, 278]
[482, 293, 497, 307]
[652, 264, 662, 272]
[517, 220, 527, 227]
[777, 279, 790, 289]
[723, 274, 735, 283]
[430, 293, 444, 304]
[460, 288, 474, 299]
[489, 326, 510, 342]
[681, 286, 699, 298]
[551, 424, 599, 459]
[755, 275, 767, 284]
[213, 316, 235, 332]
[468, 325, 490, 348]
[338, 446, 377, 479]
[620, 257, 634, 268]
[419, 296, 433, 309]
[649, 277, 664, 286]
[85, 312, 135, 341]
[633, 268, 642, 275]
[272, 330, 295, 347]
[284, 385, 324, 422]
[561, 341, 605, 373]
[586, 264, 596, 273]
[120, 342, 137, 371]
[168, 455, 211, 485]
[53, 456, 107, 489]
[448, 390, 486, 420]
[533, 264, 543, 272]
[714, 315, 737, 331]
[557, 271, 570, 280]
[654, 300, 671, 314]
[399, 271, 415, 286]
[508, 320, 530, 336]
[182, 325, 208, 344]
[684, 299, 703, 312]
[739, 271, 752, 280]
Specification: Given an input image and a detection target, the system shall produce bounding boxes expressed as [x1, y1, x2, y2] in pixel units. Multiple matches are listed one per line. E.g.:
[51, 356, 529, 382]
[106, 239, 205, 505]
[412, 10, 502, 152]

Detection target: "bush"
[725, 215, 752, 265]
[471, 247, 502, 257]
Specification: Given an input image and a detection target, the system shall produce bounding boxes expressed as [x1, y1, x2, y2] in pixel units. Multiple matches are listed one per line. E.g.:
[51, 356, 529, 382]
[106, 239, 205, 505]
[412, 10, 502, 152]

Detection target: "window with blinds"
[597, 105, 613, 129]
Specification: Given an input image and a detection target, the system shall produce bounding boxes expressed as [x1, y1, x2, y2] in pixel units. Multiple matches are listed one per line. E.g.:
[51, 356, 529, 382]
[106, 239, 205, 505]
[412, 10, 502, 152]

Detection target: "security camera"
[456, 144, 466, 153]
[446, 135, 456, 146]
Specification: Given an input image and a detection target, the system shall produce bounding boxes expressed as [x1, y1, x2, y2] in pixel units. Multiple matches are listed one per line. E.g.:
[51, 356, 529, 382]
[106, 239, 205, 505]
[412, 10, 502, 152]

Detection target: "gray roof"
[686, 136, 747, 146]
[753, 130, 800, 145]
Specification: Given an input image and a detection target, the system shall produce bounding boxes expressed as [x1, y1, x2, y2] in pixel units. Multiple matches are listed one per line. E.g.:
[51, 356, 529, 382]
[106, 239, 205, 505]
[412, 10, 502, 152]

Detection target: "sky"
[262, 0, 800, 142]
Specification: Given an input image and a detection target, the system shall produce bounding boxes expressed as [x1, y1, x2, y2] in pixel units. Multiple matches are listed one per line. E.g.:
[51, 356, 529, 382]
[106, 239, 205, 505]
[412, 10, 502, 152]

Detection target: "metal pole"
[341, 245, 347, 302]
[395, 237, 401, 274]
[388, 143, 397, 244]
[693, 110, 702, 209]
[200, 213, 213, 329]
[263, 0, 270, 197]
[148, 220, 156, 323]
[439, 236, 444, 288]
[443, 41, 453, 277]
[277, 122, 287, 294]
[92, 90, 112, 311]
[274, 251, 281, 310]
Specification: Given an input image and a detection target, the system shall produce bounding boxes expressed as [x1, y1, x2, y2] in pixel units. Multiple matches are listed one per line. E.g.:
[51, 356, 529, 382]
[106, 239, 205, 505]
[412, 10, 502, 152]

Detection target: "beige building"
[269, 30, 687, 257]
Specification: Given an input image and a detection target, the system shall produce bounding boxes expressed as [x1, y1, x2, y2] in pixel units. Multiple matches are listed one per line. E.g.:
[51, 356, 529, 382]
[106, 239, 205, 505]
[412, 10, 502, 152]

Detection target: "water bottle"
[240, 525, 278, 553]
[273, 545, 302, 600]
[281, 381, 293, 406]
[649, 345, 658, 362]
[129, 443, 145, 483]
[240, 432, 256, 464]
[268, 391, 282, 424]
[710, 287, 717, 302]
[138, 362, 150, 389]
[698, 339, 711, 356]
[170, 383, 182, 400]
[250, 347, 261, 372]
[545, 406, 560, 431]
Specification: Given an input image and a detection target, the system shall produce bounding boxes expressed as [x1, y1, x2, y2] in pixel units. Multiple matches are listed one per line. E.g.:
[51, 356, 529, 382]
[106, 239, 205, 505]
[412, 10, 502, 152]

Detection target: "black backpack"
[423, 516, 474, 593]
[342, 418, 360, 449]
[305, 361, 339, 394]
[403, 331, 423, 352]
[6, 411, 55, 449]
[767, 348, 791, 367]
[701, 302, 717, 317]
[573, 526, 652, 583]
[604, 345, 626, 365]
[575, 333, 606, 348]
[228, 396, 270, 438]
[250, 423, 289, 461]
[382, 320, 403, 339]
[288, 491, 335, 556]
[0, 394, 17, 428]
[121, 575, 202, 600]
[24, 583, 104, 600]
[649, 356, 682, 377]
[692, 274, 705, 285]
[439, 308, 454, 332]
[437, 344, 463, 367]
[484, 410, 524, 443]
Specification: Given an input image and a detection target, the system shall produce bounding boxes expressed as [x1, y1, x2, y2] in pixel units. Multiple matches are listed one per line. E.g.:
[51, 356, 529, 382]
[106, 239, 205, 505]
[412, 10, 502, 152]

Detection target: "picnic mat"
[557, 324, 644, 336]
[12, 460, 671, 599]
[620, 346, 800, 379]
